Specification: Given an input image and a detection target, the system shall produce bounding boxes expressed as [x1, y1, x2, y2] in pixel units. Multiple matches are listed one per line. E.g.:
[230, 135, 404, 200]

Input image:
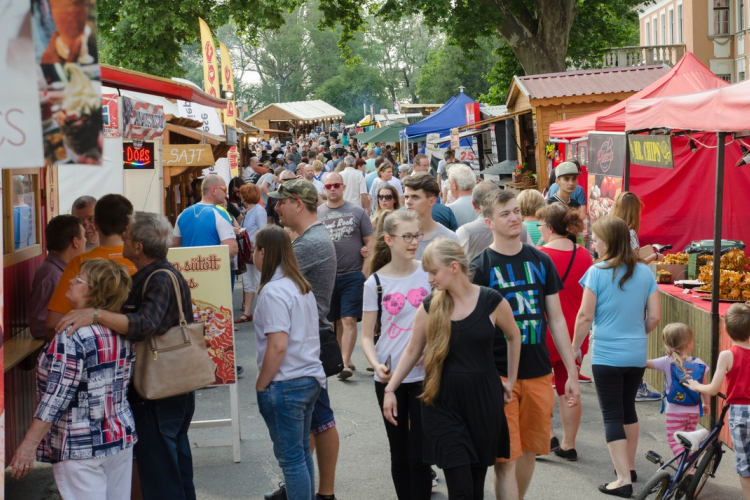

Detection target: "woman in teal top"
[517, 189, 546, 247]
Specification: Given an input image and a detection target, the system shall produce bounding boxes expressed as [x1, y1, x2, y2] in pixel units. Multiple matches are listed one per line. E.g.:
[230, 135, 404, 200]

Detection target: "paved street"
[5, 290, 744, 499]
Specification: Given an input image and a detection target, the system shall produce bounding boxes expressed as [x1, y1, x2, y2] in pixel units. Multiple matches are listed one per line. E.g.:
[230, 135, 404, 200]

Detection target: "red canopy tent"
[549, 53, 727, 139]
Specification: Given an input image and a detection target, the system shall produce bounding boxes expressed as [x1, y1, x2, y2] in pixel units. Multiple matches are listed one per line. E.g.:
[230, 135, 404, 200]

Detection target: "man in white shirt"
[447, 164, 478, 228]
[340, 155, 370, 214]
[402, 172, 459, 259]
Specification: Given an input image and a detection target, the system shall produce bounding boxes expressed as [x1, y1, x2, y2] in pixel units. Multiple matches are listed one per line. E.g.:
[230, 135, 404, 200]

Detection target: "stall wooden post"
[709, 131, 726, 427]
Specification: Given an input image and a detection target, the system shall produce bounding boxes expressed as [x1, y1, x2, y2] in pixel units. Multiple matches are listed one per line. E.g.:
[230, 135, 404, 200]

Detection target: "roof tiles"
[517, 65, 671, 101]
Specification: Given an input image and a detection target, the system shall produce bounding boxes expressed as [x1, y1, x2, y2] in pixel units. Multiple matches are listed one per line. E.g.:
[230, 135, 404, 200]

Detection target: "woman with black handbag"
[361, 210, 432, 500]
[253, 225, 326, 500]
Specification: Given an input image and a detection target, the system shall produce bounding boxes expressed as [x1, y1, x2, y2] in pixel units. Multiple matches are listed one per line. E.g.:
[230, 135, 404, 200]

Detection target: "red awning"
[549, 54, 728, 139]
[100, 64, 227, 109]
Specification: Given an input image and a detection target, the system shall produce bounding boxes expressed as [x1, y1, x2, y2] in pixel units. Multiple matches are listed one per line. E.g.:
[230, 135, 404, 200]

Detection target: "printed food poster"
[167, 246, 236, 385]
[32, 0, 103, 165]
[588, 174, 622, 225]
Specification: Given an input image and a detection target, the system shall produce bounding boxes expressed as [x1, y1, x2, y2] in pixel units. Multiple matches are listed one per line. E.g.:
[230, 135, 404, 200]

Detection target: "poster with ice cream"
[32, 0, 103, 165]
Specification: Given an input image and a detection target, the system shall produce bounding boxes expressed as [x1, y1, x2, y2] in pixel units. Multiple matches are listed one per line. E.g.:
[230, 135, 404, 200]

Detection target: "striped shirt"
[35, 325, 137, 463]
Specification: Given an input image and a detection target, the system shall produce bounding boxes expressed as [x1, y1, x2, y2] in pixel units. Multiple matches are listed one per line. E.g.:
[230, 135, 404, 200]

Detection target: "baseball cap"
[555, 161, 579, 177]
[267, 179, 318, 206]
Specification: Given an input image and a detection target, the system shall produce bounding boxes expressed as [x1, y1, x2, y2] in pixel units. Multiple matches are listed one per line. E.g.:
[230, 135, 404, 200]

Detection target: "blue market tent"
[403, 92, 477, 141]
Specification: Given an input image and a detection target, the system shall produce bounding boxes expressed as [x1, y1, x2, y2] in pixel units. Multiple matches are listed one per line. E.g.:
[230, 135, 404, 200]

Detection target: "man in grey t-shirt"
[317, 172, 374, 380]
[268, 179, 341, 500]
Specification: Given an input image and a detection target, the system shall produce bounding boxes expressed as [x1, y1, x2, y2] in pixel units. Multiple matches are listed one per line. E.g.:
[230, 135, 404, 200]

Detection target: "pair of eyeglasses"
[70, 276, 89, 286]
[389, 232, 424, 243]
[378, 194, 394, 201]
[325, 183, 342, 190]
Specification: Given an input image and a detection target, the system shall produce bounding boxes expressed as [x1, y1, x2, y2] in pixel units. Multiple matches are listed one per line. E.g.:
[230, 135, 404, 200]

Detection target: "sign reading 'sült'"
[628, 135, 674, 169]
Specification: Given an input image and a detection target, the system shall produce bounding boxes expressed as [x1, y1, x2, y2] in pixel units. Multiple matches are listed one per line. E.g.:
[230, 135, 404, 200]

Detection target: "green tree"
[416, 37, 501, 103]
[313, 65, 390, 122]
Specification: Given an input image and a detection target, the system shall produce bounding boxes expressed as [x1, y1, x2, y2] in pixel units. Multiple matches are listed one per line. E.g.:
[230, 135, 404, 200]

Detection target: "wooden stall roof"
[506, 65, 671, 109]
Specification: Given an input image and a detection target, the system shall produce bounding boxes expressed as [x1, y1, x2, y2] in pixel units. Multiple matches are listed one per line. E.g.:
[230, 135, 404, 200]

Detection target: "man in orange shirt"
[44, 194, 135, 338]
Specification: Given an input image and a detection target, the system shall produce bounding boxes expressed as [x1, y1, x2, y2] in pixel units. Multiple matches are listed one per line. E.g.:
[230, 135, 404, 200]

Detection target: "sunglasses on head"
[324, 183, 342, 190]
[378, 194, 394, 200]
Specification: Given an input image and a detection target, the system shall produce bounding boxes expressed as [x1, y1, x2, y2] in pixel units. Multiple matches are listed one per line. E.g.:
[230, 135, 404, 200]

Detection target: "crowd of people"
[7, 130, 750, 500]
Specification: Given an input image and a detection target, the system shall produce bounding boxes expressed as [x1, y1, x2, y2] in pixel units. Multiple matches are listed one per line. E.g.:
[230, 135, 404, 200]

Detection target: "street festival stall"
[620, 80, 750, 444]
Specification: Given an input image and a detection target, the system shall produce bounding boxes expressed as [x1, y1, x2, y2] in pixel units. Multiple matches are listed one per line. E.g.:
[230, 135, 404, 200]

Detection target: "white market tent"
[246, 100, 345, 133]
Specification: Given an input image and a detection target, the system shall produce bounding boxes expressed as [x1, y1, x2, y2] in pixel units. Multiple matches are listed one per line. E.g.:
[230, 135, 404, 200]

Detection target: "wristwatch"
[93, 308, 99, 326]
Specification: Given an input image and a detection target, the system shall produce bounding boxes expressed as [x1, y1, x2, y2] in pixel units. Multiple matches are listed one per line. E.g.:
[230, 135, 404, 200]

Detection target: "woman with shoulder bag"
[253, 225, 326, 500]
[361, 210, 432, 499]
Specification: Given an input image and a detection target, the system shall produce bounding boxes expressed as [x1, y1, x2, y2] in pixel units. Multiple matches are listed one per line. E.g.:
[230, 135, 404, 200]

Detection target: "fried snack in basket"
[662, 253, 690, 265]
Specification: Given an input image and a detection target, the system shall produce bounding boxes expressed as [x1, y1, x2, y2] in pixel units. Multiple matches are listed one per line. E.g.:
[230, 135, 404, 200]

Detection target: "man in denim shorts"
[317, 172, 375, 380]
[268, 179, 341, 500]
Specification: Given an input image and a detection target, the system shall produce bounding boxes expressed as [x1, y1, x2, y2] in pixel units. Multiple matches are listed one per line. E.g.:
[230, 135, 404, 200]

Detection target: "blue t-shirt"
[175, 203, 234, 248]
[432, 203, 458, 232]
[547, 184, 586, 206]
[580, 262, 658, 367]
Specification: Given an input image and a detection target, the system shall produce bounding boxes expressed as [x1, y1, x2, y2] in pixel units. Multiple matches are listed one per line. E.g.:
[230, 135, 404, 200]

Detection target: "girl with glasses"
[361, 210, 432, 499]
[371, 184, 401, 226]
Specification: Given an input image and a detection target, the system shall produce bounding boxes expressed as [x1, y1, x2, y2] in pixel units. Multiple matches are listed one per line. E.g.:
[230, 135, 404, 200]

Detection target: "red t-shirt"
[727, 345, 750, 405]
[539, 245, 593, 363]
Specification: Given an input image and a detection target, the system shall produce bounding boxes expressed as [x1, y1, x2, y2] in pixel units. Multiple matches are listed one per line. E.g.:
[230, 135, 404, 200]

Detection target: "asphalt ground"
[5, 288, 745, 499]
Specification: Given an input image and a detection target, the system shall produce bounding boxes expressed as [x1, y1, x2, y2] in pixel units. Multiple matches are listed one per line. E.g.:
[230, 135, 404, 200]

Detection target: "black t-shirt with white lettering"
[470, 244, 563, 379]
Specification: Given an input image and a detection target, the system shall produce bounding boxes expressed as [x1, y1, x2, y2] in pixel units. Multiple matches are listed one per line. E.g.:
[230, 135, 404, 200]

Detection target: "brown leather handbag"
[133, 269, 216, 399]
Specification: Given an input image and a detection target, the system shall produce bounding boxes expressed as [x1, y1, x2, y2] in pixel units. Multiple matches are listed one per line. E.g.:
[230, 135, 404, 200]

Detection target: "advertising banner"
[228, 146, 239, 177]
[1, 0, 44, 168]
[173, 78, 226, 137]
[198, 18, 220, 98]
[628, 134, 674, 168]
[588, 132, 626, 177]
[33, 0, 103, 165]
[122, 96, 165, 140]
[219, 42, 236, 127]
[102, 94, 119, 137]
[465, 102, 480, 126]
[167, 245, 236, 385]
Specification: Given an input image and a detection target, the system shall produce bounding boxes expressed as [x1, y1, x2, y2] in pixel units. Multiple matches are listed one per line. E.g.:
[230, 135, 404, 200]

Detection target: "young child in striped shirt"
[646, 323, 710, 455]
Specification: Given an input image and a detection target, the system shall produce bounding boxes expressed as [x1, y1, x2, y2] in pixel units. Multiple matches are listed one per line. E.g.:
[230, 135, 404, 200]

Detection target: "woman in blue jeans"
[253, 225, 327, 500]
[572, 216, 661, 498]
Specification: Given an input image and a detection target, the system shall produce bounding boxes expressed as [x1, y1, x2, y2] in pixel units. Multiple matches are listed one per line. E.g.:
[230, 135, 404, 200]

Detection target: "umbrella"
[355, 122, 408, 144]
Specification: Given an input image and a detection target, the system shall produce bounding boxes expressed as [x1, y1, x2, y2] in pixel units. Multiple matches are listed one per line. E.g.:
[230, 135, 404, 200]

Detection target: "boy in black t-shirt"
[470, 189, 581, 500]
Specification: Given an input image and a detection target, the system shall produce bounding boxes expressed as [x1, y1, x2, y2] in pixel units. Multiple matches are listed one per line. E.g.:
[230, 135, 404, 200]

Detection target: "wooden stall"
[645, 286, 733, 447]
[504, 65, 670, 189]
[246, 100, 344, 138]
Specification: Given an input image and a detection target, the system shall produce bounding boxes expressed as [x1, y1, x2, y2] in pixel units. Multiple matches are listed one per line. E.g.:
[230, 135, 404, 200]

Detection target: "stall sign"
[225, 125, 237, 146]
[465, 103, 480, 126]
[164, 144, 214, 168]
[588, 132, 626, 177]
[450, 129, 460, 150]
[102, 94, 119, 137]
[1, 1, 44, 168]
[123, 142, 155, 169]
[122, 96, 165, 140]
[628, 134, 674, 169]
[168, 245, 237, 385]
[228, 146, 239, 177]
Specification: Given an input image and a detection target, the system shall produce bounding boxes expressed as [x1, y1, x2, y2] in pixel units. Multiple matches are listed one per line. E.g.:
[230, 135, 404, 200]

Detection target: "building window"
[740, 0, 746, 31]
[678, 5, 684, 42]
[646, 20, 651, 45]
[661, 13, 667, 44]
[738, 59, 747, 81]
[669, 9, 675, 43]
[3, 170, 42, 259]
[714, 0, 730, 35]
[653, 17, 658, 45]
[717, 73, 732, 82]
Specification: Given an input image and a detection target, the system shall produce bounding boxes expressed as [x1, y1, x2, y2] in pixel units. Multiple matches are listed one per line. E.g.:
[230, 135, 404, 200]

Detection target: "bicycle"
[635, 391, 729, 500]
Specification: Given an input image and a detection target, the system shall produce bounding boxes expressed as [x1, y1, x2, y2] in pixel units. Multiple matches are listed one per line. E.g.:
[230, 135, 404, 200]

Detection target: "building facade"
[639, 0, 748, 82]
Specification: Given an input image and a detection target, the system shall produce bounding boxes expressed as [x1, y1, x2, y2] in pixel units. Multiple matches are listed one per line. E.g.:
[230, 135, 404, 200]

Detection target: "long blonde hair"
[662, 323, 694, 376]
[419, 238, 470, 405]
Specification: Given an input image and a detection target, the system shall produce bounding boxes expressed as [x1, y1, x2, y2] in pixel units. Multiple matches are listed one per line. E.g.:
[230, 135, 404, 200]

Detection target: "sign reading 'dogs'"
[123, 142, 155, 169]
[628, 134, 674, 169]
[588, 132, 626, 177]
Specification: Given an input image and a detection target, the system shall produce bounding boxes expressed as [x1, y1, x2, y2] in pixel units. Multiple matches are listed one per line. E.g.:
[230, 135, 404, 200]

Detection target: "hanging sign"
[450, 128, 460, 150]
[123, 142, 155, 169]
[164, 144, 215, 167]
[588, 132, 626, 177]
[228, 146, 239, 177]
[628, 134, 674, 168]
[102, 94, 120, 138]
[122, 96, 165, 140]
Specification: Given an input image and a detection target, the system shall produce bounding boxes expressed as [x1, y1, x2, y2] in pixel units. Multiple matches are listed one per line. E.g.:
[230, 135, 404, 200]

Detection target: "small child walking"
[688, 303, 750, 499]
[646, 323, 709, 455]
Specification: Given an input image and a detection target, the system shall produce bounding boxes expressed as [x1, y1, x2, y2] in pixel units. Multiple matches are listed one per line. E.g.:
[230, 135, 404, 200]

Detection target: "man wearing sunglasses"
[318, 172, 374, 380]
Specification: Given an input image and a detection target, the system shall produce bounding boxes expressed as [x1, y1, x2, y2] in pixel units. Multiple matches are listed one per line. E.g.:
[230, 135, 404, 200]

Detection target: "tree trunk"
[495, 0, 577, 75]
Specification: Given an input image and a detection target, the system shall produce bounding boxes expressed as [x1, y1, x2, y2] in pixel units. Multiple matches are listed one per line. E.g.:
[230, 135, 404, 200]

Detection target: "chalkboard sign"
[588, 132, 625, 177]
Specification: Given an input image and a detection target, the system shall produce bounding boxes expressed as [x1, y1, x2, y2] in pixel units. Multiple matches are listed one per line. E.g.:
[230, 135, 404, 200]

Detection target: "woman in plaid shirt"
[9, 258, 136, 500]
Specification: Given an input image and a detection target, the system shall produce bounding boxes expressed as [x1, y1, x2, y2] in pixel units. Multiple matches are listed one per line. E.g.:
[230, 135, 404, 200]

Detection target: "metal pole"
[624, 133, 631, 191]
[709, 131, 726, 428]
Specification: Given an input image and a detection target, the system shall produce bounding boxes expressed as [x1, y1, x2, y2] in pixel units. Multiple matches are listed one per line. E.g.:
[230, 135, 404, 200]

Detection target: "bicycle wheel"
[635, 471, 672, 500]
[685, 446, 720, 499]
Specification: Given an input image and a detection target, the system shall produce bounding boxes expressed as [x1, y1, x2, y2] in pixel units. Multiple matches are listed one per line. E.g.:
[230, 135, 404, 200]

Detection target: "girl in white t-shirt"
[361, 210, 432, 500]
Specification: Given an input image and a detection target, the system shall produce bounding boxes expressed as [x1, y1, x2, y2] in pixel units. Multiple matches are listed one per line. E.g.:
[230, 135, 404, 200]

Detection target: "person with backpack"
[645, 323, 709, 456]
[361, 210, 432, 499]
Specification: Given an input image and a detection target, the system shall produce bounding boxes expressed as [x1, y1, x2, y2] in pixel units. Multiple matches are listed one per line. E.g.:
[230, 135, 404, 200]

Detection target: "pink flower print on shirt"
[406, 287, 429, 308]
[381, 287, 430, 340]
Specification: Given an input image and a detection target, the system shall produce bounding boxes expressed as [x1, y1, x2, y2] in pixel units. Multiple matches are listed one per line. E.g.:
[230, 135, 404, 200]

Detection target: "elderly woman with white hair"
[446, 164, 478, 228]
